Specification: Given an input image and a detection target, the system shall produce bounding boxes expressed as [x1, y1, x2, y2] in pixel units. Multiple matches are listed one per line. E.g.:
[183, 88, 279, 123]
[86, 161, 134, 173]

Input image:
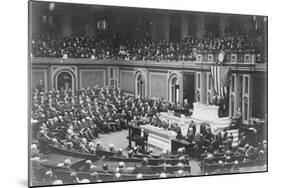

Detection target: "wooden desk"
[140, 125, 177, 151]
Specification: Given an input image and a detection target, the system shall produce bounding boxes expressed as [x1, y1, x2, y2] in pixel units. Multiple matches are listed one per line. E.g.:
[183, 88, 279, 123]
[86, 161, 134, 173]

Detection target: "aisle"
[98, 130, 129, 150]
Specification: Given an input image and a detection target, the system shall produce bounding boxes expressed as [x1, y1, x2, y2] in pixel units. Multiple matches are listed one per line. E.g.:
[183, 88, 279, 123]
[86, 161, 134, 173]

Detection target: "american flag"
[210, 65, 231, 99]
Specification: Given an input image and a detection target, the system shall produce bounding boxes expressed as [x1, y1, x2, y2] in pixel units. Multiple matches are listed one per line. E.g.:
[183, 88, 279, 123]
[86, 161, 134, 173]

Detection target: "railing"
[31, 57, 267, 72]
[195, 50, 266, 64]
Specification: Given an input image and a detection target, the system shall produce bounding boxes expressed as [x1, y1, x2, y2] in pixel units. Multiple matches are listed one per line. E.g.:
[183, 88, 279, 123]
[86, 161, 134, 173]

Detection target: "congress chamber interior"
[29, 1, 268, 187]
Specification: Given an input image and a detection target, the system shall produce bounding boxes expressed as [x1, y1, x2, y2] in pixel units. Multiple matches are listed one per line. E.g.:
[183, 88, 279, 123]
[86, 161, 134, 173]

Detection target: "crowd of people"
[32, 85, 266, 160]
[31, 86, 190, 184]
[173, 118, 267, 162]
[31, 86, 266, 185]
[31, 28, 265, 61]
[196, 28, 264, 53]
[32, 86, 178, 155]
[31, 144, 190, 185]
[31, 33, 196, 61]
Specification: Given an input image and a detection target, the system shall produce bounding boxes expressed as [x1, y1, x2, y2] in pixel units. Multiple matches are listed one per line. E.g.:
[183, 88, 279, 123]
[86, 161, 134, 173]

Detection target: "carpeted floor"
[98, 130, 129, 150]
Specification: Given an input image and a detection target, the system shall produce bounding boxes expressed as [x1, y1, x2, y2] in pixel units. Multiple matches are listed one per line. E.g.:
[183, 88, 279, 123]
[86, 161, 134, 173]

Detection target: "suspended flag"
[210, 65, 231, 100]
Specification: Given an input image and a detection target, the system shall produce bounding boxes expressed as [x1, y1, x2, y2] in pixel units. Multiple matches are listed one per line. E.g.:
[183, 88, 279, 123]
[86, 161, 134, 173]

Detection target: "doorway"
[136, 74, 145, 99]
[183, 73, 195, 108]
[170, 77, 180, 104]
[57, 72, 72, 91]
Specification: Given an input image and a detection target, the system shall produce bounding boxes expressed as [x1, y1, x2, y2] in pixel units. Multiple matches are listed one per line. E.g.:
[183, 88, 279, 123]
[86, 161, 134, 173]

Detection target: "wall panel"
[79, 69, 105, 89]
[31, 69, 47, 91]
[120, 70, 134, 94]
[150, 73, 168, 99]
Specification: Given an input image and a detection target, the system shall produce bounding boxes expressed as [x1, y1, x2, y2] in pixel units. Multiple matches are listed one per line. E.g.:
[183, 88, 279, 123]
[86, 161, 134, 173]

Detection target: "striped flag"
[210, 66, 231, 99]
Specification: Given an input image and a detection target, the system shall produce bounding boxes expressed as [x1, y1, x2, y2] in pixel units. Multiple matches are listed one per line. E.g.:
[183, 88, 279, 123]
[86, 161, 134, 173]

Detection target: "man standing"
[183, 99, 190, 116]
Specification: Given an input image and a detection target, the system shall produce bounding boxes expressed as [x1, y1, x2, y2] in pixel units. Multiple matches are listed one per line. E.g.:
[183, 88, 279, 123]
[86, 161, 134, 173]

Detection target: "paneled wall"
[149, 72, 168, 99]
[31, 58, 267, 124]
[31, 69, 47, 91]
[252, 74, 266, 118]
[79, 69, 106, 89]
[119, 69, 134, 94]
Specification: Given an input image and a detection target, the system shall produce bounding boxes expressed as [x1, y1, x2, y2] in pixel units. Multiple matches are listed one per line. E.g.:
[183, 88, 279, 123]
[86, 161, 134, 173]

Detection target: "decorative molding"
[167, 71, 181, 102]
[134, 68, 147, 98]
[51, 66, 78, 92]
[149, 72, 168, 98]
[242, 74, 252, 124]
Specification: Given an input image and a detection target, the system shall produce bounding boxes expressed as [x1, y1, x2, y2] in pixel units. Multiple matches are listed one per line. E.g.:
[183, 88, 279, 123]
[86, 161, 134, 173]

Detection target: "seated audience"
[31, 28, 265, 63]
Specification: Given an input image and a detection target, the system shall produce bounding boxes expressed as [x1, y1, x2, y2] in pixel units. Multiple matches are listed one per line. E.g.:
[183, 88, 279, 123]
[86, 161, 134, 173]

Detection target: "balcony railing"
[31, 55, 267, 72]
[195, 50, 266, 64]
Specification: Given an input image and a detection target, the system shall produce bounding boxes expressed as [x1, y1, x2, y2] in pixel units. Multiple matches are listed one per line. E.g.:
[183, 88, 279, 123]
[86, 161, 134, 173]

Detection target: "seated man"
[95, 141, 105, 151]
[186, 127, 195, 142]
[101, 163, 109, 173]
[108, 143, 116, 153]
[30, 144, 40, 158]
[56, 159, 75, 172]
[51, 138, 61, 148]
[115, 148, 126, 158]
[79, 143, 90, 153]
[127, 149, 134, 158]
[140, 114, 150, 125]
[132, 157, 153, 174]
[159, 149, 169, 158]
[79, 160, 99, 172]
[150, 115, 160, 127]
[116, 162, 132, 174]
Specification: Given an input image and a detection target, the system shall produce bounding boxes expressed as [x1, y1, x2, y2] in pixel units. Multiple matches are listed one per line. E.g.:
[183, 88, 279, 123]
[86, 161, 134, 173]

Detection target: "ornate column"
[196, 14, 205, 39]
[242, 74, 253, 124]
[150, 14, 158, 41]
[200, 72, 207, 104]
[206, 72, 213, 105]
[181, 14, 189, 39]
[61, 13, 73, 37]
[163, 13, 170, 41]
[195, 72, 201, 103]
[219, 15, 229, 36]
[179, 72, 184, 106]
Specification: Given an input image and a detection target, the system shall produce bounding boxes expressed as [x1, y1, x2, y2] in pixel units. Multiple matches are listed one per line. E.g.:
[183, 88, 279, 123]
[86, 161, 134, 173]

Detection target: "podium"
[191, 102, 220, 121]
[140, 125, 177, 152]
[191, 102, 231, 132]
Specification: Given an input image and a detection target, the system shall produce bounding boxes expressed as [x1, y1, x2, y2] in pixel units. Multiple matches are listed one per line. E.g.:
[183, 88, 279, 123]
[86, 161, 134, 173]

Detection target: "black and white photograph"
[28, 1, 268, 187]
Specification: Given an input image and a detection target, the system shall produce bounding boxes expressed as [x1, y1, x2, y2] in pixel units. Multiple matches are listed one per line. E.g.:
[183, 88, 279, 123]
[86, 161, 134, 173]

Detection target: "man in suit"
[183, 99, 190, 115]
[132, 157, 153, 174]
[116, 162, 131, 174]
